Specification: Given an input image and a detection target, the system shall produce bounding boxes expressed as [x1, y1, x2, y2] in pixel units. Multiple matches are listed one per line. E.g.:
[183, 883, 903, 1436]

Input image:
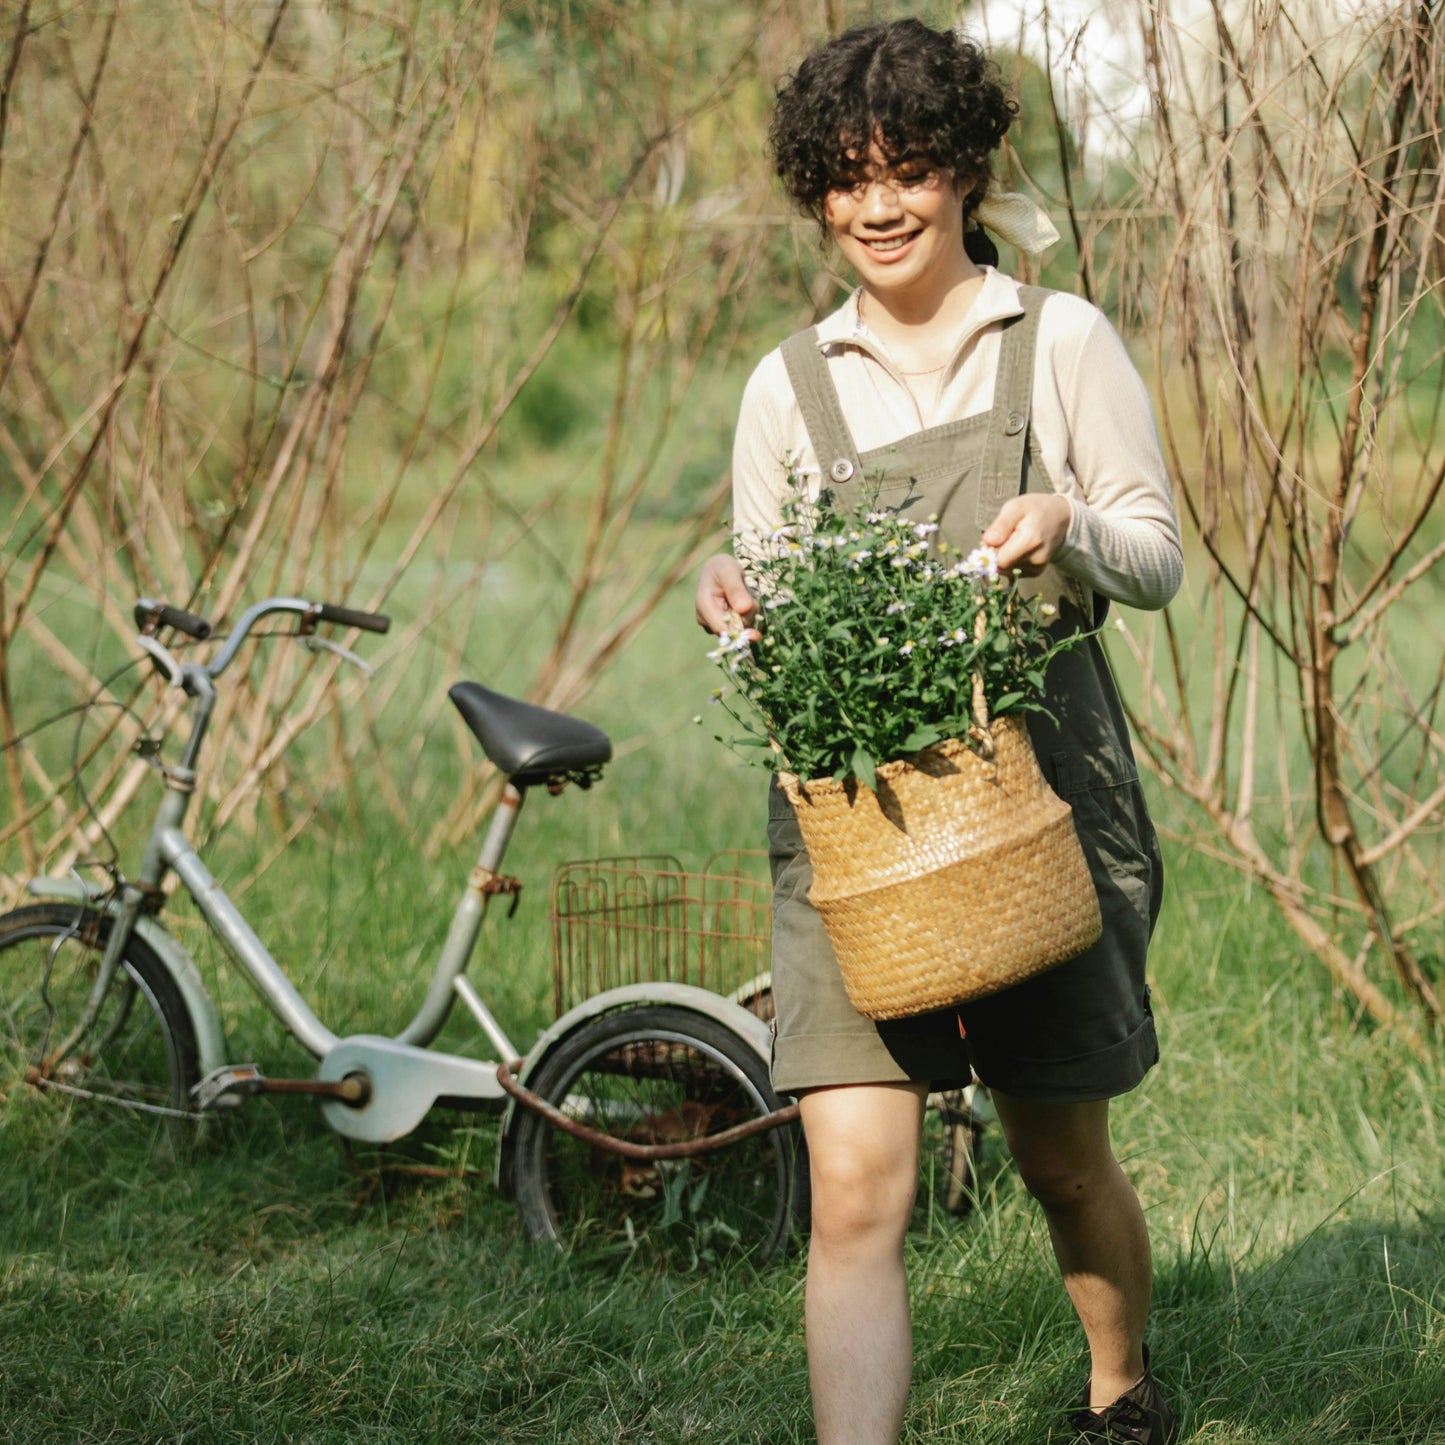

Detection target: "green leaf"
[825, 623, 854, 642]
[850, 746, 877, 791]
[902, 727, 942, 752]
[993, 691, 1024, 711]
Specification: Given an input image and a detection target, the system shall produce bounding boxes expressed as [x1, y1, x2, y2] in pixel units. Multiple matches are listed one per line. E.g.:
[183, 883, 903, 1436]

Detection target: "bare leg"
[991, 1092, 1153, 1409]
[798, 1081, 929, 1445]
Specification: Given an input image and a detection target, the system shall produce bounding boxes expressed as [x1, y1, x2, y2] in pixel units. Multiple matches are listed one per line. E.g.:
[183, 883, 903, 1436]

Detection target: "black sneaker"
[1067, 1347, 1177, 1444]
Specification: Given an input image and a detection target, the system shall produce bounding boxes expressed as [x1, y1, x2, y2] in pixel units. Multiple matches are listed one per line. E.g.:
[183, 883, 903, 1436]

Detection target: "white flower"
[890, 555, 911, 569]
[706, 629, 752, 663]
[913, 521, 939, 538]
[959, 545, 1000, 581]
[1041, 603, 1058, 618]
[1113, 616, 1128, 633]
[885, 601, 908, 616]
[939, 627, 967, 647]
[899, 640, 915, 656]
[847, 549, 873, 567]
[866, 510, 889, 523]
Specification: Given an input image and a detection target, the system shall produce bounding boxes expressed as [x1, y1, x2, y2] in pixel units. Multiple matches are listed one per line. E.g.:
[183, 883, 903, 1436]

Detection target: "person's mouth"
[861, 229, 921, 255]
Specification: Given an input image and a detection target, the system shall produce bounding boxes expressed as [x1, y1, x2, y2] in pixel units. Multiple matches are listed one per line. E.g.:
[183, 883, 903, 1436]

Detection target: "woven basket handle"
[970, 609, 996, 761]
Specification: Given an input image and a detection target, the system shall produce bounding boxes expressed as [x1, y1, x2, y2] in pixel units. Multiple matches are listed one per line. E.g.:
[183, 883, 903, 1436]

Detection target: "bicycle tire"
[511, 1005, 806, 1264]
[926, 1087, 984, 1217]
[0, 903, 200, 1139]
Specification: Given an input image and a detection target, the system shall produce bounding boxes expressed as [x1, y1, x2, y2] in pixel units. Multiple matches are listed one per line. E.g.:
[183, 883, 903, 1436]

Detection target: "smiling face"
[823, 141, 975, 306]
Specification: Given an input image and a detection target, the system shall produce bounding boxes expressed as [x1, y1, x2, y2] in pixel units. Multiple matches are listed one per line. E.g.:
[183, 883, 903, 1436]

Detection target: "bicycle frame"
[40, 597, 526, 1063]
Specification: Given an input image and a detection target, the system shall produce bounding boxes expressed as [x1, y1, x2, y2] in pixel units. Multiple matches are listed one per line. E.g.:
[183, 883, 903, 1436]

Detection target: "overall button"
[1004, 411, 1026, 436]
[829, 457, 855, 483]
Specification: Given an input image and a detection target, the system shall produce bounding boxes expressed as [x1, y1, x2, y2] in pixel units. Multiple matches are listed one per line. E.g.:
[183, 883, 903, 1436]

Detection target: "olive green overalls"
[766, 285, 1164, 1100]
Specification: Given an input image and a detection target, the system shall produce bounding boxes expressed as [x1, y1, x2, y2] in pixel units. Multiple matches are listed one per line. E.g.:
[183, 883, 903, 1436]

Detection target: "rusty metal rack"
[549, 852, 773, 1019]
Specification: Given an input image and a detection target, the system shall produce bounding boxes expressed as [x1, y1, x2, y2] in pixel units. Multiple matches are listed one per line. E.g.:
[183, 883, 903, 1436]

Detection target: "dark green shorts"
[766, 775, 1164, 1101]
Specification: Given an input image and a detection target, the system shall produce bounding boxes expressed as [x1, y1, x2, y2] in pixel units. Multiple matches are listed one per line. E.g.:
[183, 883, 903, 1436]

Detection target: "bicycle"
[0, 596, 807, 1261]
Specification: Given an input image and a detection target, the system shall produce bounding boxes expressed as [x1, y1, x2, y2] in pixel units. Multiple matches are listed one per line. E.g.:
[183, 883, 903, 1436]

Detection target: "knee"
[1010, 1145, 1119, 1218]
[808, 1146, 916, 1253]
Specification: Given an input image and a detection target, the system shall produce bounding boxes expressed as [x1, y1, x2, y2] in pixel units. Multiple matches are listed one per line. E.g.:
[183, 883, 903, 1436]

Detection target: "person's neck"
[858, 261, 986, 370]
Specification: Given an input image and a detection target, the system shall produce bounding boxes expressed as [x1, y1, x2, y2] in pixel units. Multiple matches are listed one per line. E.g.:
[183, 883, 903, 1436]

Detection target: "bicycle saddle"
[447, 682, 612, 784]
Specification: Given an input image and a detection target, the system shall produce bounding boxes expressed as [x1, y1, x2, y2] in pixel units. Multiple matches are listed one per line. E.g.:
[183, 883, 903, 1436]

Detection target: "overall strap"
[779, 329, 864, 489]
[976, 285, 1048, 529]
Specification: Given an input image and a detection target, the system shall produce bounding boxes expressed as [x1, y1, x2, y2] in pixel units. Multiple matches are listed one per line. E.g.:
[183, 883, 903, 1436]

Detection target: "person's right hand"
[694, 553, 758, 636]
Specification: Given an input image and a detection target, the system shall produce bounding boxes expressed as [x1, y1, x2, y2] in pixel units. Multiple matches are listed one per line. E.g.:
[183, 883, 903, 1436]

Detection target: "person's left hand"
[981, 493, 1072, 576]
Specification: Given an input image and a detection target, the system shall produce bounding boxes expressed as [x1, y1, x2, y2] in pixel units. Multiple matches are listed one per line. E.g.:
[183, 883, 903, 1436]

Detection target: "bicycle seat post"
[394, 778, 528, 1052]
[476, 778, 525, 880]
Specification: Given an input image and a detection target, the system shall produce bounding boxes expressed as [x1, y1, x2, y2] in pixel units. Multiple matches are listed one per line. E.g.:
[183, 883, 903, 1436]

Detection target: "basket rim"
[777, 717, 1027, 801]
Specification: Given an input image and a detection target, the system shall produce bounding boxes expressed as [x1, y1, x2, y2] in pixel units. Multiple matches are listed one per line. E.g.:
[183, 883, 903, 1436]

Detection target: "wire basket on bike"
[548, 853, 773, 1020]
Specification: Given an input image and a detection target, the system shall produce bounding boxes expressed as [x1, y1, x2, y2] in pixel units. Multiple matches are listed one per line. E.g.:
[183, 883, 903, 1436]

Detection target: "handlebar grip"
[134, 599, 213, 640]
[317, 602, 391, 635]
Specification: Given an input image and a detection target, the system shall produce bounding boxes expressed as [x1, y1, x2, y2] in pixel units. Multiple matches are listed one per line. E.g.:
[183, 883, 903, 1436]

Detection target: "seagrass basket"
[779, 716, 1102, 1020]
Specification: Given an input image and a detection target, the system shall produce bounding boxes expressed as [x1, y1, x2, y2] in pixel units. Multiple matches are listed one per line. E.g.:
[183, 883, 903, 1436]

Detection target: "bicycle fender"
[24, 875, 228, 1076]
[494, 981, 773, 1196]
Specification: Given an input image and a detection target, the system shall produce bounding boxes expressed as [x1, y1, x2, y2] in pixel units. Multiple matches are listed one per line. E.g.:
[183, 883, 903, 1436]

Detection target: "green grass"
[3, 596, 1444, 1443]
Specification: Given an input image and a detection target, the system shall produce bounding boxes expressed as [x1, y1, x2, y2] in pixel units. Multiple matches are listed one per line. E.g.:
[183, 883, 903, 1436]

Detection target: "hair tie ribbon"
[972, 189, 1060, 255]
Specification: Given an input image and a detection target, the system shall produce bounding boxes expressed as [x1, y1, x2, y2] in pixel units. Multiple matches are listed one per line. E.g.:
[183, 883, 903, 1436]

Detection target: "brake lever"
[135, 634, 183, 686]
[301, 634, 374, 678]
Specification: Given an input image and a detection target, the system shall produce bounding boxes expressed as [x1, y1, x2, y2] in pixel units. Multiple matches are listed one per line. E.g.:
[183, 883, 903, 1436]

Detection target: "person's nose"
[858, 177, 903, 222]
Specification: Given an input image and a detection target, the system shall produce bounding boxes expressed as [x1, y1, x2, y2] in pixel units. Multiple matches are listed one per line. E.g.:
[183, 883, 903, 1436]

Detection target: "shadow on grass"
[1147, 1216, 1445, 1444]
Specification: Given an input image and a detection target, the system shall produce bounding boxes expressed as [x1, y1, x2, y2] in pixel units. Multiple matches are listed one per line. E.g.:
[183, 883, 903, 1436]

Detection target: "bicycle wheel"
[511, 1005, 805, 1263]
[709, 981, 986, 1220]
[924, 1086, 984, 1217]
[0, 904, 200, 1135]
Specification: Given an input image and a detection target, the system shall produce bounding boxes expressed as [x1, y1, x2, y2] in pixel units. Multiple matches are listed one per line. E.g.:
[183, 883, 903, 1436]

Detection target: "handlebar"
[316, 602, 390, 635]
[135, 599, 213, 641]
[136, 595, 392, 680]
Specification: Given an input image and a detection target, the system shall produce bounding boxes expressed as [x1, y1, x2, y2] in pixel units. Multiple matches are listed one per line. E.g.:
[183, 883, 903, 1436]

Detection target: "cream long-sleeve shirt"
[731, 268, 1183, 612]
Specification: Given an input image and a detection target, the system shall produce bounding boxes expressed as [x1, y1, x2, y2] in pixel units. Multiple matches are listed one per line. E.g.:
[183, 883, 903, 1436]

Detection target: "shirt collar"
[813, 267, 1027, 366]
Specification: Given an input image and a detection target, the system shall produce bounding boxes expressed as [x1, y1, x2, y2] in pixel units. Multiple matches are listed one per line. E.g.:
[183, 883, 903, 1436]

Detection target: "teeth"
[866, 234, 915, 252]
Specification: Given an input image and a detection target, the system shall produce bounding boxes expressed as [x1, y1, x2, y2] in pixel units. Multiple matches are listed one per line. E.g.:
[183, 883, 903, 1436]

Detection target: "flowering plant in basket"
[709, 492, 1083, 789]
[707, 490, 1103, 1022]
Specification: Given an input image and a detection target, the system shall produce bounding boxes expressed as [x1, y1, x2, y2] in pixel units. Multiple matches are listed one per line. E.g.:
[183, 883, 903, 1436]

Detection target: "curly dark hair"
[768, 19, 1016, 236]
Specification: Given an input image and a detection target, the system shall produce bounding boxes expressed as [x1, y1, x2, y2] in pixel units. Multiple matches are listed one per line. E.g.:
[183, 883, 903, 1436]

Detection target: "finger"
[722, 609, 764, 644]
[696, 592, 732, 633]
[720, 569, 758, 618]
[991, 526, 1047, 577]
[695, 579, 726, 632]
[980, 500, 1023, 549]
[697, 585, 761, 636]
[992, 542, 1041, 577]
